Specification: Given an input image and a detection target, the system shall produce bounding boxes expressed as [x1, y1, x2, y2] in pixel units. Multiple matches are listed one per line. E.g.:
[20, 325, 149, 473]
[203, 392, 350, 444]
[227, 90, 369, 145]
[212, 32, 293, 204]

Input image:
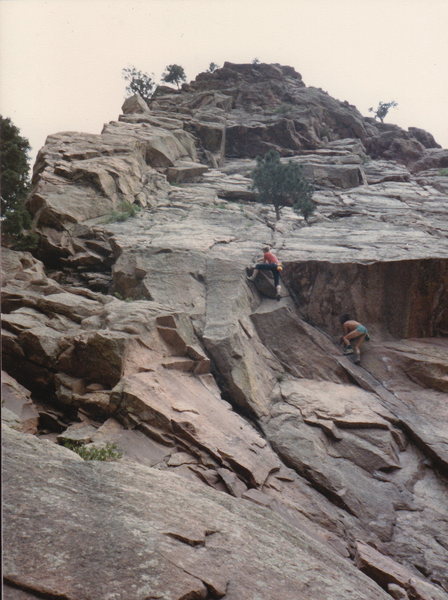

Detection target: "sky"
[1, 0, 447, 166]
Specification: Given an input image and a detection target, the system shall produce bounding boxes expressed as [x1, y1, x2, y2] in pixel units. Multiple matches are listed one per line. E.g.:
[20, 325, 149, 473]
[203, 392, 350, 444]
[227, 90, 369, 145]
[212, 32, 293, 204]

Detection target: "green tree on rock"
[208, 62, 219, 72]
[368, 100, 398, 123]
[161, 64, 186, 89]
[1, 115, 33, 243]
[122, 66, 155, 103]
[251, 150, 315, 221]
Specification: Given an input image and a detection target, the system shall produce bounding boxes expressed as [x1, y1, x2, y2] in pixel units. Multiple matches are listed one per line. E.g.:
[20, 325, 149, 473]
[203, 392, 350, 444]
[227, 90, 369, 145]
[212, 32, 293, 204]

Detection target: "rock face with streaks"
[2, 63, 448, 599]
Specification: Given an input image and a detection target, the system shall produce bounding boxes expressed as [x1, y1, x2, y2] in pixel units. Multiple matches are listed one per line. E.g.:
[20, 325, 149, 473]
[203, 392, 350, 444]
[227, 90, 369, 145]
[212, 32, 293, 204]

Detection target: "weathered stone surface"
[359, 338, 448, 468]
[166, 159, 209, 183]
[263, 379, 404, 535]
[414, 169, 448, 195]
[363, 159, 411, 184]
[411, 148, 448, 172]
[3, 62, 448, 597]
[103, 120, 198, 167]
[1, 371, 39, 433]
[112, 368, 281, 487]
[285, 259, 448, 336]
[355, 541, 447, 600]
[2, 585, 40, 599]
[200, 168, 256, 200]
[408, 126, 441, 149]
[27, 131, 170, 266]
[3, 425, 392, 600]
[121, 93, 150, 114]
[365, 126, 426, 165]
[57, 422, 98, 444]
[188, 63, 375, 157]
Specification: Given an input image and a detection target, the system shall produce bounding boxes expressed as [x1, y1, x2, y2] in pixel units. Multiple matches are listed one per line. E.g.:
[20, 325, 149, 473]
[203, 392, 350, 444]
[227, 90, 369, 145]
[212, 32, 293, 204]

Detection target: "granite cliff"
[2, 62, 448, 600]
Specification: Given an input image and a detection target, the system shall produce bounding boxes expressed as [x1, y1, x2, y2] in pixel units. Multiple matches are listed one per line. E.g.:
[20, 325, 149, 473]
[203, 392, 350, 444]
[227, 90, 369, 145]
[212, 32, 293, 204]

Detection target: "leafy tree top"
[1, 115, 30, 215]
[1, 115, 34, 244]
[161, 64, 186, 89]
[368, 100, 398, 123]
[208, 62, 219, 72]
[122, 66, 154, 103]
[251, 150, 315, 221]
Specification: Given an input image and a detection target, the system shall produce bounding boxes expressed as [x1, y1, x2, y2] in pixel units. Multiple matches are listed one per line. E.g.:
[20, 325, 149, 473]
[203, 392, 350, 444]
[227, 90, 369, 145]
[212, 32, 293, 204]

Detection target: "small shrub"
[113, 291, 133, 302]
[368, 100, 398, 123]
[215, 201, 228, 209]
[110, 211, 128, 222]
[12, 231, 39, 251]
[273, 103, 293, 116]
[106, 201, 140, 223]
[438, 168, 448, 176]
[61, 440, 122, 461]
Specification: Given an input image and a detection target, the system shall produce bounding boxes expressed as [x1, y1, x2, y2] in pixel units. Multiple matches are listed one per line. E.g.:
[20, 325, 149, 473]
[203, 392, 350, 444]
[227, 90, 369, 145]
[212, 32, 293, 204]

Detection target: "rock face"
[2, 63, 448, 599]
[3, 426, 393, 600]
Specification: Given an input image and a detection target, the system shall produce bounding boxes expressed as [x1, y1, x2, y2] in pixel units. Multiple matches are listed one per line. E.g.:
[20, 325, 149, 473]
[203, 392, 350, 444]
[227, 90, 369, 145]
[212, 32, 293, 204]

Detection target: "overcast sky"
[1, 0, 447, 166]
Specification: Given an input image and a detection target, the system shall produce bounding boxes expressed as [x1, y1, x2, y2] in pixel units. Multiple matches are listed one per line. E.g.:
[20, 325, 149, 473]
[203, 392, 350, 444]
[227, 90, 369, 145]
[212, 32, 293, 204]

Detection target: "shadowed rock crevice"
[3, 579, 72, 600]
[284, 258, 448, 339]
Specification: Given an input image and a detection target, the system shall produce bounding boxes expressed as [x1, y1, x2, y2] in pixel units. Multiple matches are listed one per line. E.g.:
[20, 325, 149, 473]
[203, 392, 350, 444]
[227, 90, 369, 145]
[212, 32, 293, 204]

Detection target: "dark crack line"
[3, 577, 71, 600]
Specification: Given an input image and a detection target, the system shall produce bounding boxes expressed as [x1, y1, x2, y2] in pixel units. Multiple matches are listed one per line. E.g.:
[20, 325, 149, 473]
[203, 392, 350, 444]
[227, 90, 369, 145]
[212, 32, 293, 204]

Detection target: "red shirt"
[263, 251, 279, 264]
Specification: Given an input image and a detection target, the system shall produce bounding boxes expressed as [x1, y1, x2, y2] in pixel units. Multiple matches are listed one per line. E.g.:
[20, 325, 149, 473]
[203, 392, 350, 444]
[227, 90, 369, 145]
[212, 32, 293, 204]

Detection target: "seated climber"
[339, 314, 370, 364]
[247, 246, 283, 300]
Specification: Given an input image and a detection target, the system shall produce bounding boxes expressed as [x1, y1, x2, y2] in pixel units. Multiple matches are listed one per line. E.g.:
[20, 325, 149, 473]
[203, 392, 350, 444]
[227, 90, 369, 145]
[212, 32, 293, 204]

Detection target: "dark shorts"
[256, 263, 280, 286]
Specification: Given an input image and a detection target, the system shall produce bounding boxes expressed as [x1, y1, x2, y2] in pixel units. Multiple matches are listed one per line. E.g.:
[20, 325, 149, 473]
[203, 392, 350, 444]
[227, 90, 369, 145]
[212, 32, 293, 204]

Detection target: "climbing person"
[247, 246, 283, 300]
[339, 314, 370, 364]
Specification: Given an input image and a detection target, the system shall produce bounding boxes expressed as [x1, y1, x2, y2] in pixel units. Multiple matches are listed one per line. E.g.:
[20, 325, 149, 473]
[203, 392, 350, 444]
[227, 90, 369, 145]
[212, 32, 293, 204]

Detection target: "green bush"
[61, 440, 122, 461]
[251, 150, 315, 221]
[11, 231, 39, 251]
[107, 201, 140, 223]
[438, 168, 448, 176]
[113, 291, 133, 302]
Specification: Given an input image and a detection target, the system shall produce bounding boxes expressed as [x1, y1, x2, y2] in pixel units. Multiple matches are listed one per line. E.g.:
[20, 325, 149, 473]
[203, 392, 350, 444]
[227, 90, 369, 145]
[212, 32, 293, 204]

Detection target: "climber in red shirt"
[247, 246, 283, 300]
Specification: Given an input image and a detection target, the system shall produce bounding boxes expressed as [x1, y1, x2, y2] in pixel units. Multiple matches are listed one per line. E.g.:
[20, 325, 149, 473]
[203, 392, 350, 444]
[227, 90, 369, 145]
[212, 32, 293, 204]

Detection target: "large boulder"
[365, 127, 426, 165]
[121, 93, 150, 114]
[408, 126, 441, 149]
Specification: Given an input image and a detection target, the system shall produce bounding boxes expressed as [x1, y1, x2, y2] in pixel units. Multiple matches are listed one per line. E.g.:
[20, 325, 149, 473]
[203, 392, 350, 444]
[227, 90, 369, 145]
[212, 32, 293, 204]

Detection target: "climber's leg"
[343, 331, 365, 362]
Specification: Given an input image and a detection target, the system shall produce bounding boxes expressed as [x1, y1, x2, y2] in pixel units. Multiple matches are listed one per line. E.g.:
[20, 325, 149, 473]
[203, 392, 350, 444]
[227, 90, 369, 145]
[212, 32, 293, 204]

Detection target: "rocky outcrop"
[411, 148, 448, 173]
[3, 62, 448, 599]
[408, 127, 441, 150]
[3, 425, 394, 600]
